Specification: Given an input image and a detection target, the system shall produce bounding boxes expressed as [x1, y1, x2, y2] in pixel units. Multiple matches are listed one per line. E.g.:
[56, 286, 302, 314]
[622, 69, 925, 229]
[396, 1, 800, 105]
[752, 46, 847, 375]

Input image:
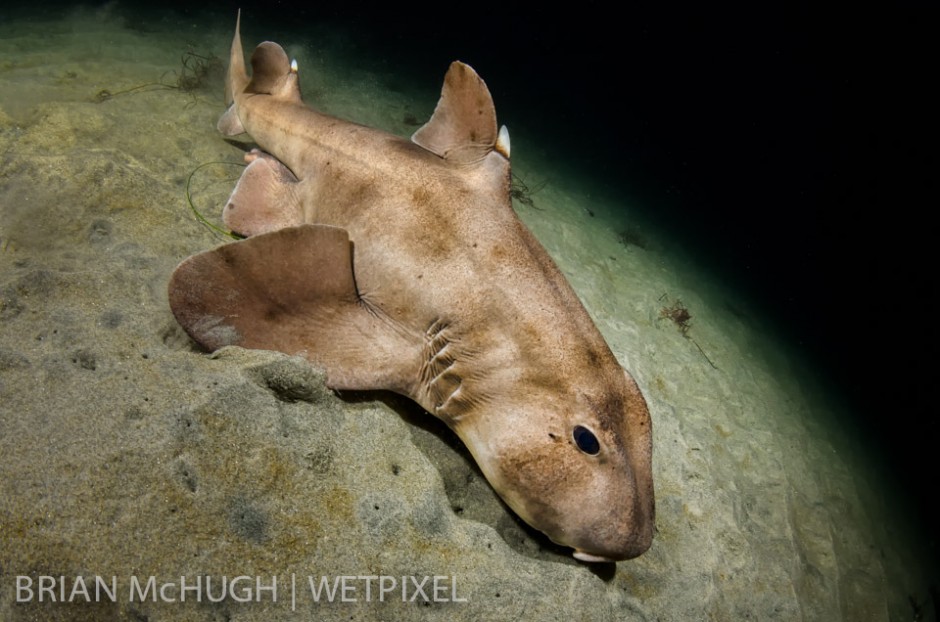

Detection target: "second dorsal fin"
[246, 41, 301, 102]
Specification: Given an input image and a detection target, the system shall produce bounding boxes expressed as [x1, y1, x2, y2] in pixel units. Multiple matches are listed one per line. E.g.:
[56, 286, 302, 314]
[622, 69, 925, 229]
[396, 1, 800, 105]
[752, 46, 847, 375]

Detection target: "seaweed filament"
[658, 294, 718, 370]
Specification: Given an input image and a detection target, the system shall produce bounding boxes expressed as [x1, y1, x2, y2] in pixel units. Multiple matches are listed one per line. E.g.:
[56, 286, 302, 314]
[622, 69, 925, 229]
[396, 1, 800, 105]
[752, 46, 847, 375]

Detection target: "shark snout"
[566, 514, 654, 563]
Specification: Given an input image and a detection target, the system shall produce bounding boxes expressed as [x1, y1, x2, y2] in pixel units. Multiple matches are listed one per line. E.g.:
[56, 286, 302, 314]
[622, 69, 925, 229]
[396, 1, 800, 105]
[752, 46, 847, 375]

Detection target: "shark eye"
[573, 425, 600, 455]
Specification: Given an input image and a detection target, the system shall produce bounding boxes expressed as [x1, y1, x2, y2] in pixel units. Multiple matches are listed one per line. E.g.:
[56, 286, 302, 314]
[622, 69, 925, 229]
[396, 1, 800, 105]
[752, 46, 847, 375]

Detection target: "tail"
[217, 10, 302, 136]
[224, 9, 249, 106]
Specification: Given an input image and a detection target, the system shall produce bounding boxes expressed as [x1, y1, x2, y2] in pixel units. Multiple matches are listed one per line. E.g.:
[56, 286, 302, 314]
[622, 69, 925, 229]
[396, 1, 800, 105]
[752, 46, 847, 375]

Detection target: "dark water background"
[6, 0, 937, 558]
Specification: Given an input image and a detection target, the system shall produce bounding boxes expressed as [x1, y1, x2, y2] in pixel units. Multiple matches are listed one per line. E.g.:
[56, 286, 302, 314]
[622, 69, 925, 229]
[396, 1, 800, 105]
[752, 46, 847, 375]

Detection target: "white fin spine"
[496, 125, 510, 159]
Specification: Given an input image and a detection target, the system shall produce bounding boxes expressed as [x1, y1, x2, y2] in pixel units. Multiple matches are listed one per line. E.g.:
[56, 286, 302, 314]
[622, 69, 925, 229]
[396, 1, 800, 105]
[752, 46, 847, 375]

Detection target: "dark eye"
[573, 425, 600, 455]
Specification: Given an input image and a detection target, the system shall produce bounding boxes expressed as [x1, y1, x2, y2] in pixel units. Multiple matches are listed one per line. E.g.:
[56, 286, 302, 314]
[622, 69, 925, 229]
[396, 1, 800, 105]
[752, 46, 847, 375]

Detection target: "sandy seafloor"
[0, 5, 936, 622]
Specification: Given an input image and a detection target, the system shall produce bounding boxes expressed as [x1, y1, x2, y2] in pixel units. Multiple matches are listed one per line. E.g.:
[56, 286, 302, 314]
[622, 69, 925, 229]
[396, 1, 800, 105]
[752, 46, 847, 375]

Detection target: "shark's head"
[456, 365, 654, 562]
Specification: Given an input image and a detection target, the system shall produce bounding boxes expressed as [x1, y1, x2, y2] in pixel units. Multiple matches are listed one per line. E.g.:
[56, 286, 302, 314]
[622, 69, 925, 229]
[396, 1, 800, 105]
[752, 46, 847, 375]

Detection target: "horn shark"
[169, 12, 654, 562]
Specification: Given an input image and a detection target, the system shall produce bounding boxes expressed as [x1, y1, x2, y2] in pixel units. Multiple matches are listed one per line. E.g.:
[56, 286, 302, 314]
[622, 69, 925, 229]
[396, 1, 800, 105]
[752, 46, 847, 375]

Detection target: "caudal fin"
[224, 9, 249, 106]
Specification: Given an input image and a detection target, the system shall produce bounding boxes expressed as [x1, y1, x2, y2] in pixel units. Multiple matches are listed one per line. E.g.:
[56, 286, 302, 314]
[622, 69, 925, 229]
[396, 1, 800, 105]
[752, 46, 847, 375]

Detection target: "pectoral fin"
[168, 225, 419, 392]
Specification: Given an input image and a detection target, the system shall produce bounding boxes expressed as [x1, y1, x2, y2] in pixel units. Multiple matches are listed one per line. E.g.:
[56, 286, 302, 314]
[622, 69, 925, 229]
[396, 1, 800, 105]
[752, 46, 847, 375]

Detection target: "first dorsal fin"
[412, 61, 503, 165]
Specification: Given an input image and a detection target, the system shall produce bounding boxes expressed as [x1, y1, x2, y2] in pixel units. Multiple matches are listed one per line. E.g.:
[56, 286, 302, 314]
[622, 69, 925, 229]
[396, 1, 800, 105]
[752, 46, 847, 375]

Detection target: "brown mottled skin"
[169, 12, 654, 561]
